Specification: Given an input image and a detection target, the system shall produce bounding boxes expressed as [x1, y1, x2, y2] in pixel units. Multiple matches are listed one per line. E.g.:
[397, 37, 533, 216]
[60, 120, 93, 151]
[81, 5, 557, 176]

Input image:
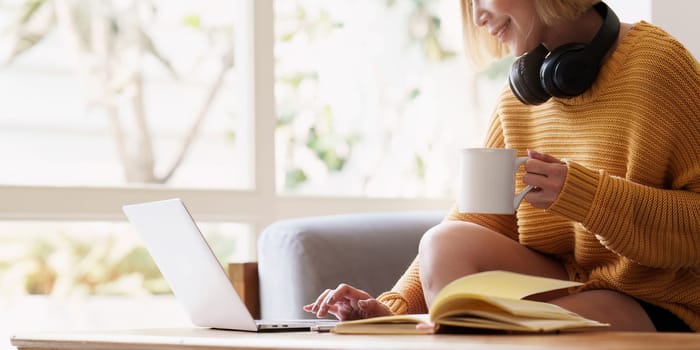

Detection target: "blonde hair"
[460, 0, 601, 69]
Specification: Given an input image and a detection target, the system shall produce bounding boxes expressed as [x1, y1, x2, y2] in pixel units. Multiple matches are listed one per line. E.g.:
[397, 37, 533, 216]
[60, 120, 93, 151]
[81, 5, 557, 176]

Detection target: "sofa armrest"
[257, 211, 444, 319]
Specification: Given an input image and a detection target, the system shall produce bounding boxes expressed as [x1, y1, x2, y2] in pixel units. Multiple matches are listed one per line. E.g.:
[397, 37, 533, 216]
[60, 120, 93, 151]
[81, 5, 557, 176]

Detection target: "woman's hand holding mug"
[458, 148, 567, 213]
[522, 149, 567, 209]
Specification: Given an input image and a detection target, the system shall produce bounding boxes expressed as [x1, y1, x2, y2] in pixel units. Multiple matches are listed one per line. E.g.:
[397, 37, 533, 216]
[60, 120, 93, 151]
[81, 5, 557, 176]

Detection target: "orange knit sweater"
[377, 21, 700, 331]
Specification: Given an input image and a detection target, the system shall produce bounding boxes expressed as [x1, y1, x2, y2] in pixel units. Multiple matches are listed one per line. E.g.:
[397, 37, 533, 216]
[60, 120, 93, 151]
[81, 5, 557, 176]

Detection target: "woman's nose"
[471, 1, 489, 27]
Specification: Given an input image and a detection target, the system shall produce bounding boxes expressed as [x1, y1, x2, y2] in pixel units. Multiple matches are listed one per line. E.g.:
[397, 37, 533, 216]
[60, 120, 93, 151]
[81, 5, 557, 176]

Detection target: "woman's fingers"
[523, 151, 568, 209]
[523, 170, 564, 208]
[304, 283, 373, 319]
[357, 298, 392, 318]
[328, 298, 391, 321]
[528, 149, 564, 164]
[307, 289, 332, 313]
[324, 284, 372, 317]
[522, 171, 562, 192]
[304, 289, 391, 321]
[524, 159, 567, 179]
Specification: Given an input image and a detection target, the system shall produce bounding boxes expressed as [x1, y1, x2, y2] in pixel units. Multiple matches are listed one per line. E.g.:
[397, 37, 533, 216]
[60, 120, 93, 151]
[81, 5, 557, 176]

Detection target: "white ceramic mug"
[458, 148, 533, 214]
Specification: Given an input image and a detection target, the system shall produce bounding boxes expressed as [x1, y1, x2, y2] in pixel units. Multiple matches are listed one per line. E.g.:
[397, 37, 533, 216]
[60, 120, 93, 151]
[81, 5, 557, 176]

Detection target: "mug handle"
[513, 157, 534, 211]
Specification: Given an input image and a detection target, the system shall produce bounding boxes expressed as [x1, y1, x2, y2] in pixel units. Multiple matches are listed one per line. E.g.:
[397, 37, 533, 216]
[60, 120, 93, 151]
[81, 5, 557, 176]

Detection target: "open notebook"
[122, 198, 336, 332]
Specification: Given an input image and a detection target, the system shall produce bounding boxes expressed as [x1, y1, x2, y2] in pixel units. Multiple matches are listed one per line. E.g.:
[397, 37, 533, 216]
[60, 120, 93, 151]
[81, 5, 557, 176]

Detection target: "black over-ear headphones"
[508, 2, 620, 105]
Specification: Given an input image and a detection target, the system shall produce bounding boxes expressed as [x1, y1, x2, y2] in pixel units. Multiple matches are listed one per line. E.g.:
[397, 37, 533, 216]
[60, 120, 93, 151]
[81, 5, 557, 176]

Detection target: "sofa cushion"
[257, 211, 443, 319]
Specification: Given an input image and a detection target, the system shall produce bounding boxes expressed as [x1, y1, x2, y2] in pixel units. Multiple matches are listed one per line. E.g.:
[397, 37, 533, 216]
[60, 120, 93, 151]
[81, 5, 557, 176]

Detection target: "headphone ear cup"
[508, 45, 550, 105]
[540, 43, 599, 98]
[510, 2, 619, 104]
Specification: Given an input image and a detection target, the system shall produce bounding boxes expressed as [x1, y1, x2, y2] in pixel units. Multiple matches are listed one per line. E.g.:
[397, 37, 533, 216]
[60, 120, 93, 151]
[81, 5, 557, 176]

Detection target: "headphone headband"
[508, 1, 620, 105]
[586, 2, 620, 65]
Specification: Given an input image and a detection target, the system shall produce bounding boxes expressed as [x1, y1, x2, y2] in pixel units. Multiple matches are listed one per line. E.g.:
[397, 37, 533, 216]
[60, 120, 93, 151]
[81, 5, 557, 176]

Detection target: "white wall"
[651, 0, 700, 59]
[606, 0, 652, 23]
[607, 0, 699, 59]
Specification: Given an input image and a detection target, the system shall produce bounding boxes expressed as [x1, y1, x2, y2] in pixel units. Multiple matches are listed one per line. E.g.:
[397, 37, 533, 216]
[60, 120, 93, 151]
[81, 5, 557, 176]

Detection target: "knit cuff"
[547, 160, 601, 223]
[377, 291, 408, 315]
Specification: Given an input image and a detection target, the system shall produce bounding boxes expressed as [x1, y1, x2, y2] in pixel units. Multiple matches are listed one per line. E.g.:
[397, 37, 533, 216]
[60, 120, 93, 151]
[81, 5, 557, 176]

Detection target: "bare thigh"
[418, 221, 656, 332]
[549, 290, 655, 331]
[418, 221, 568, 306]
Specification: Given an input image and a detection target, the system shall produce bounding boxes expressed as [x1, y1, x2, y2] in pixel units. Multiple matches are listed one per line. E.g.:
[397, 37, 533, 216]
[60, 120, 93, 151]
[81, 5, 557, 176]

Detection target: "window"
[0, 0, 250, 189]
[274, 0, 508, 198]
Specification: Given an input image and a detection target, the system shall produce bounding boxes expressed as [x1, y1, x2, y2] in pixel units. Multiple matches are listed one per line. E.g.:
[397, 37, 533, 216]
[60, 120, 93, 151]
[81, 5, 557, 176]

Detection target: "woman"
[304, 0, 700, 332]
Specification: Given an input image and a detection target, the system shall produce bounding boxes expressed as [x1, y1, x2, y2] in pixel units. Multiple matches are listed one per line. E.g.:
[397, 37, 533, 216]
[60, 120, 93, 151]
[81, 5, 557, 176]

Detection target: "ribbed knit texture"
[377, 257, 426, 314]
[377, 21, 700, 331]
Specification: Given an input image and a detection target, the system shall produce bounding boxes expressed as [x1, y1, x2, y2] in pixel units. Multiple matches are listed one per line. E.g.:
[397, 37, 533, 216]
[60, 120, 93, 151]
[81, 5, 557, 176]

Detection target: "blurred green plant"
[0, 227, 235, 296]
[404, 0, 456, 62]
[276, 0, 460, 191]
[275, 4, 356, 190]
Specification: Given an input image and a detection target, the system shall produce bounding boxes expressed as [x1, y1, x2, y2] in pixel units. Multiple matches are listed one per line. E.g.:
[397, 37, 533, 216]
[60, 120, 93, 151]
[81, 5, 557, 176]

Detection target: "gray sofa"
[257, 211, 444, 319]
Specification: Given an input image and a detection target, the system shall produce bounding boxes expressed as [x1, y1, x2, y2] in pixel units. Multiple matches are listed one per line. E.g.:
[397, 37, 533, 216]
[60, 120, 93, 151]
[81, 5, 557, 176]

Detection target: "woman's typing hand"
[303, 283, 392, 321]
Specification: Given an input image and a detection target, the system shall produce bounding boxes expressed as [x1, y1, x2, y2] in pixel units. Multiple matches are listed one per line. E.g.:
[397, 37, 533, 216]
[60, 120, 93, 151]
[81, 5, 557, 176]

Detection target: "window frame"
[0, 0, 451, 260]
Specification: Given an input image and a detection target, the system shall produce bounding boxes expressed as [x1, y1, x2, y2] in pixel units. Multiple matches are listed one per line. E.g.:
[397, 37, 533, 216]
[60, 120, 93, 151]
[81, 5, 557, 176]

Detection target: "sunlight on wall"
[606, 0, 651, 23]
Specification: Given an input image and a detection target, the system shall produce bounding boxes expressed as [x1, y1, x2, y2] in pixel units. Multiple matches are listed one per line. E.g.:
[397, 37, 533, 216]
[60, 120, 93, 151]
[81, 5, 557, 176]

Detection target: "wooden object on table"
[227, 262, 260, 319]
[11, 328, 700, 350]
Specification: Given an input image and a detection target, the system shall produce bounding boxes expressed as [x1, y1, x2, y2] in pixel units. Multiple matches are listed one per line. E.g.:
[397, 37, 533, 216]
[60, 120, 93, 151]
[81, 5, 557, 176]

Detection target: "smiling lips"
[491, 19, 510, 41]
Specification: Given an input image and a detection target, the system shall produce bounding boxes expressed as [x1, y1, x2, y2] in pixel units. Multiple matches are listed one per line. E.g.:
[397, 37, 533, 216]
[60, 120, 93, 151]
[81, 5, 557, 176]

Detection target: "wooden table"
[10, 328, 700, 350]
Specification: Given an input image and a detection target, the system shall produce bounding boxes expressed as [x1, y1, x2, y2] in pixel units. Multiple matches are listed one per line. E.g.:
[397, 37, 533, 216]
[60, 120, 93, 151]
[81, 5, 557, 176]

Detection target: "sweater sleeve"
[548, 160, 700, 269]
[548, 37, 700, 269]
[377, 111, 520, 314]
[376, 256, 426, 314]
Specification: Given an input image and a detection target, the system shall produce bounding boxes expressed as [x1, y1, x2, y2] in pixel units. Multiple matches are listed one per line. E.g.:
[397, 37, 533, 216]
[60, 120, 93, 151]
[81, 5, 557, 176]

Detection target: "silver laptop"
[122, 198, 336, 332]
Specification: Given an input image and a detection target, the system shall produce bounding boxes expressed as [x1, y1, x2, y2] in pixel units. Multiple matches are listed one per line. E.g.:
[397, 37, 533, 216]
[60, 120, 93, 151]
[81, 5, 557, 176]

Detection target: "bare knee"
[418, 221, 476, 259]
[418, 221, 525, 281]
[418, 222, 488, 304]
[418, 222, 482, 274]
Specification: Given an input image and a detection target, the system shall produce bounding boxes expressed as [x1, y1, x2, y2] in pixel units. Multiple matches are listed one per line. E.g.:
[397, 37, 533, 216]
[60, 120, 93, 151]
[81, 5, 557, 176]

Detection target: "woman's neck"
[542, 7, 603, 50]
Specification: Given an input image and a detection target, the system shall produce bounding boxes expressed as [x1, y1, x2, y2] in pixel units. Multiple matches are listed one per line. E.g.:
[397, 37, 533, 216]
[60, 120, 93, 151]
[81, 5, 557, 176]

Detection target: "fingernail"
[358, 300, 368, 308]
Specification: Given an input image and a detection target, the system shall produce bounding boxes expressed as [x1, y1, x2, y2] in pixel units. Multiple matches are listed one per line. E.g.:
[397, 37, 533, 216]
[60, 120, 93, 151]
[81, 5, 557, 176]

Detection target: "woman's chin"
[510, 44, 526, 56]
